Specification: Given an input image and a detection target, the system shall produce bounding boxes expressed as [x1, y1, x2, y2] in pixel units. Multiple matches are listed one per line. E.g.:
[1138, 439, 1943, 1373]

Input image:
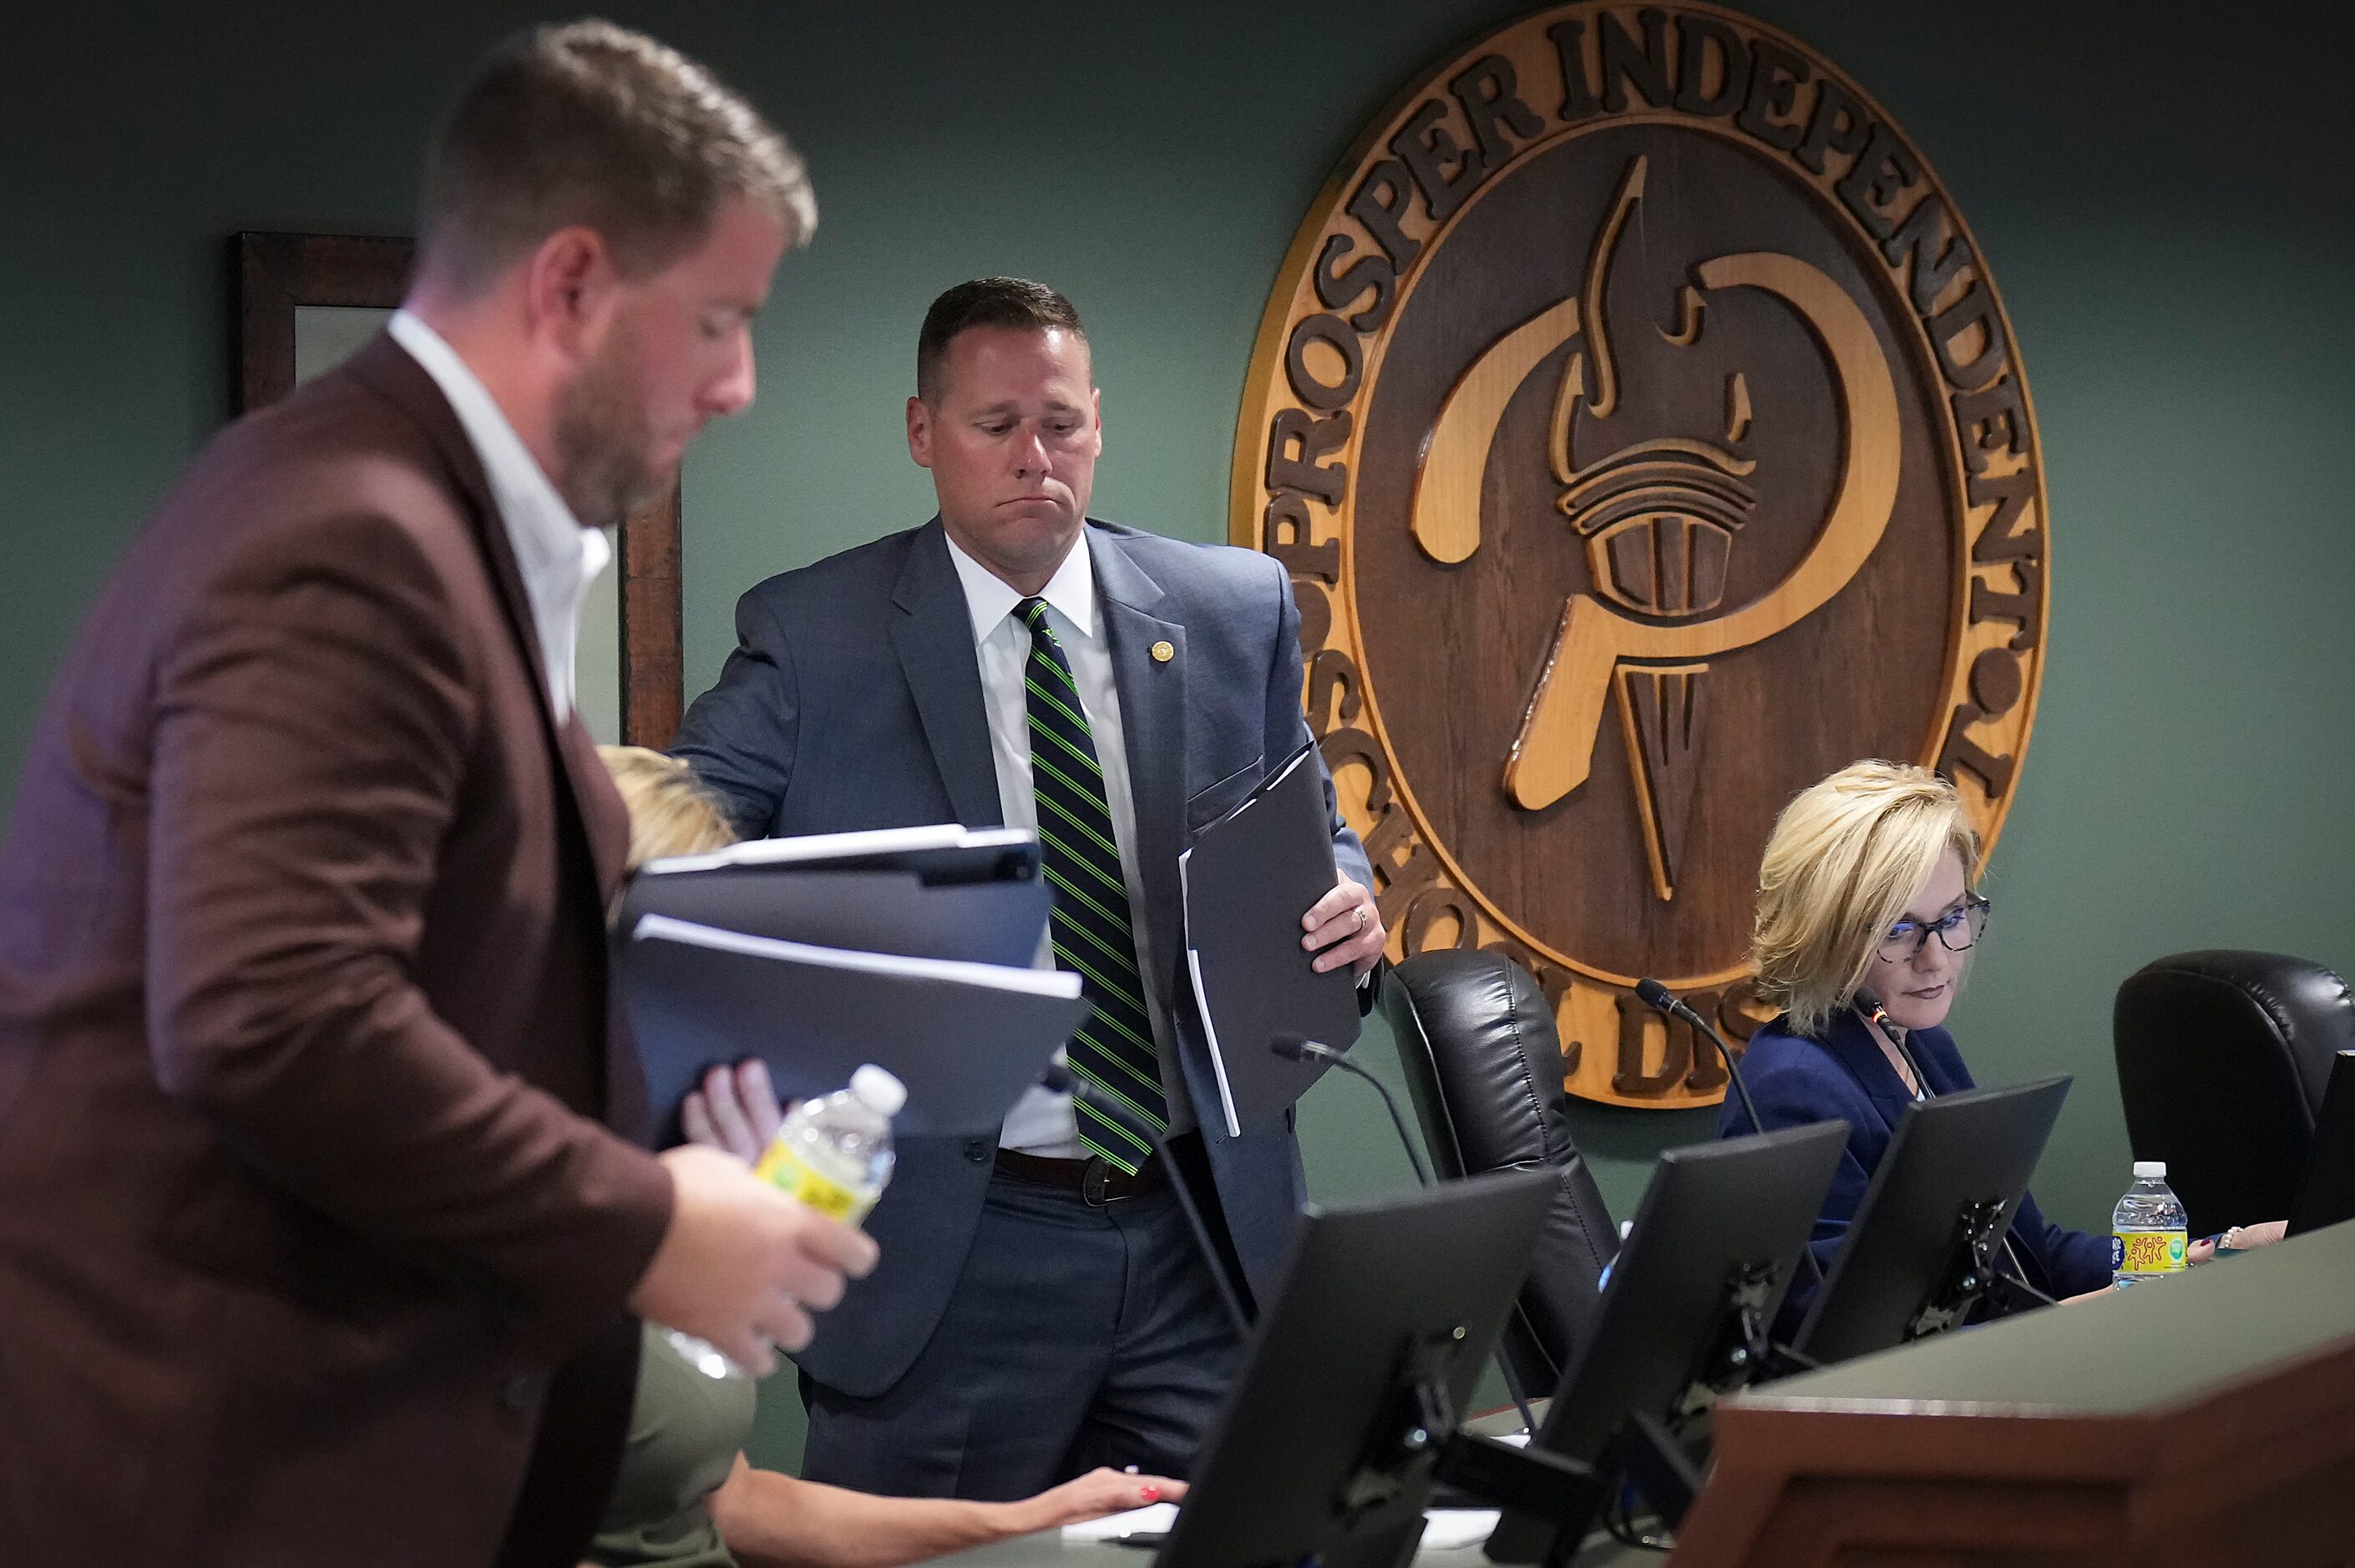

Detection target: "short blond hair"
[1750, 761, 1982, 1039]
[599, 746, 738, 870]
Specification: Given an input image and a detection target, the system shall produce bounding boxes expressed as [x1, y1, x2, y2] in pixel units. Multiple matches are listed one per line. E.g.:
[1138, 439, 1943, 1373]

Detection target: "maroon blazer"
[0, 335, 675, 1566]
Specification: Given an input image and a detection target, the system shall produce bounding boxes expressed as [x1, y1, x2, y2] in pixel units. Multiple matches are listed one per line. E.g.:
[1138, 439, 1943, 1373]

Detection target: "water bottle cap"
[2133, 1160, 2166, 1179]
[850, 1064, 907, 1118]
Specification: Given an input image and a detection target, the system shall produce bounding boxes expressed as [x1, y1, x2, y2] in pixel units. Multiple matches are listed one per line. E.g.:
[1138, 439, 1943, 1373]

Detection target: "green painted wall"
[7, 0, 2350, 1469]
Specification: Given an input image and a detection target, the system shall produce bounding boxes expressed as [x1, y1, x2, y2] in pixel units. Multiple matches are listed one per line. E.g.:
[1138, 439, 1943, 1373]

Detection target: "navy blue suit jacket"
[671, 518, 1370, 1395]
[1720, 1009, 2113, 1312]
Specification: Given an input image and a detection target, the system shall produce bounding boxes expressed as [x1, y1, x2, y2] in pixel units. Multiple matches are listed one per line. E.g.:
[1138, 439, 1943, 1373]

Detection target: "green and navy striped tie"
[1016, 595, 1167, 1173]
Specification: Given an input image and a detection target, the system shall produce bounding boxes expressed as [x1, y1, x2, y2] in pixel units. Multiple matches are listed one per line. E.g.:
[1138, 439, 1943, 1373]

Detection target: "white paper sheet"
[1418, 1510, 1504, 1549]
[1184, 943, 1243, 1138]
[630, 914, 1081, 998]
[1058, 1504, 1502, 1549]
[1061, 1501, 1178, 1540]
[644, 822, 1031, 875]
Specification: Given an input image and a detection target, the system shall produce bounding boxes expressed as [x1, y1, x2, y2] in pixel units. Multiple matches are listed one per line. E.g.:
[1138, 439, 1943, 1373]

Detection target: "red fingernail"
[1141, 1486, 1160, 1502]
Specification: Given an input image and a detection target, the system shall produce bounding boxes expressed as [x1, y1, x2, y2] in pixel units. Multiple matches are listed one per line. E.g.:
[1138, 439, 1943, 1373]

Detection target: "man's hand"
[681, 1059, 787, 1162]
[629, 1145, 879, 1375]
[1302, 873, 1385, 978]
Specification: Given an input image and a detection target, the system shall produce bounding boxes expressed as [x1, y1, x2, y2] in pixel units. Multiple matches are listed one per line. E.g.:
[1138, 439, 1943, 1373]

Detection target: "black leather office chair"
[1381, 950, 1618, 1397]
[2113, 949, 2355, 1235]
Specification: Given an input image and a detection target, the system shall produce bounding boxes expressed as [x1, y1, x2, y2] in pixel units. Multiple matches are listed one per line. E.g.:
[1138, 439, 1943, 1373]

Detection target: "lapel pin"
[1151, 640, 1175, 664]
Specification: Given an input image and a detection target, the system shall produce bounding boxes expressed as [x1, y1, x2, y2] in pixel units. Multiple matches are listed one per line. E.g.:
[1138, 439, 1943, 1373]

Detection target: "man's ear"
[519, 225, 618, 360]
[905, 394, 934, 468]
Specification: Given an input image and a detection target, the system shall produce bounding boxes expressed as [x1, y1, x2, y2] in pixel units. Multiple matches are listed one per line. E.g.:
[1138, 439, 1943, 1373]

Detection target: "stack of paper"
[618, 825, 1085, 1143]
[1059, 1505, 1501, 1550]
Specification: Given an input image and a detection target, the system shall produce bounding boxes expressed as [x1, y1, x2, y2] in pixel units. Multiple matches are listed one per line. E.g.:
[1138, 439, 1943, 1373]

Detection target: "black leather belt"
[994, 1146, 1168, 1206]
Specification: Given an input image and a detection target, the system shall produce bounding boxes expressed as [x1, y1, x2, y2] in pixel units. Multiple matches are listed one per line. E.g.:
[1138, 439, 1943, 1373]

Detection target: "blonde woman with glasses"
[1720, 761, 2115, 1311]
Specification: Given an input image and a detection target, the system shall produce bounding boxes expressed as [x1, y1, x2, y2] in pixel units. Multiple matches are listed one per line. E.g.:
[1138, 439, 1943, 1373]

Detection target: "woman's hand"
[681, 1059, 788, 1161]
[712, 1459, 1193, 1568]
[2204, 1215, 2279, 1252]
[1008, 1469, 1187, 1534]
[2197, 1220, 2288, 1261]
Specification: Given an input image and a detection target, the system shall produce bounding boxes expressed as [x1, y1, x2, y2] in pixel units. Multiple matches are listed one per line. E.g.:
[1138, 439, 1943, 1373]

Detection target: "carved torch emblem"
[1410, 154, 1903, 901]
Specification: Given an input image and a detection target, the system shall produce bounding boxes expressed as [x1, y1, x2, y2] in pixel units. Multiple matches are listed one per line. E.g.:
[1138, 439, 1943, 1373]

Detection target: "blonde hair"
[1750, 761, 1982, 1039]
[599, 745, 738, 870]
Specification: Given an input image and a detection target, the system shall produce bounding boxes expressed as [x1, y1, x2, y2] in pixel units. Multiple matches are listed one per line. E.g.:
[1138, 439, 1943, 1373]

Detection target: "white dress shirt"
[944, 530, 1193, 1156]
[387, 310, 611, 723]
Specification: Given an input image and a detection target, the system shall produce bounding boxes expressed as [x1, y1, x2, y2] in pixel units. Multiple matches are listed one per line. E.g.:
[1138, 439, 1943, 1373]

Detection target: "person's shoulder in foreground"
[0, 22, 875, 1568]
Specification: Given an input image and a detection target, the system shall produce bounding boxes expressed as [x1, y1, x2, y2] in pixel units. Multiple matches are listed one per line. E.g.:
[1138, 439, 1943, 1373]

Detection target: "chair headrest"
[2117, 949, 2355, 1114]
[1390, 948, 1573, 1172]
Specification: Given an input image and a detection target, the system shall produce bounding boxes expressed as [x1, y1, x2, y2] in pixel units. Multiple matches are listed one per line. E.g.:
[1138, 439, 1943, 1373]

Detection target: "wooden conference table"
[924, 1219, 2355, 1567]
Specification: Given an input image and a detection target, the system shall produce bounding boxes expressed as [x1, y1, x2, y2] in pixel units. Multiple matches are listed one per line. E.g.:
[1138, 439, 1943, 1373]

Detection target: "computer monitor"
[2290, 1050, 2355, 1237]
[1156, 1167, 1558, 1568]
[1796, 1075, 2072, 1366]
[1484, 1120, 1849, 1564]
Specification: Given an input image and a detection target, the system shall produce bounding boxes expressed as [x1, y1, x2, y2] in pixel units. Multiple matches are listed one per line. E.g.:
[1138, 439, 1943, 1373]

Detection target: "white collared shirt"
[944, 529, 1191, 1154]
[387, 310, 611, 724]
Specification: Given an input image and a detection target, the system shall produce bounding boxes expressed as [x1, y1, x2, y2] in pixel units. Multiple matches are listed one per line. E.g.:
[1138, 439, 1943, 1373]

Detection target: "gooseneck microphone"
[1272, 1032, 1542, 1438]
[1852, 986, 1914, 1080]
[1040, 1063, 1254, 1339]
[1270, 1033, 1431, 1187]
[1635, 978, 1768, 1145]
[1636, 978, 1823, 1292]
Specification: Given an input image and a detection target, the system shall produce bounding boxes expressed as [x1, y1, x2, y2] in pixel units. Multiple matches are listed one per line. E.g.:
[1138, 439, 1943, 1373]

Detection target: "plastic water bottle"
[752, 1064, 904, 1223]
[667, 1065, 905, 1378]
[2109, 1160, 2188, 1290]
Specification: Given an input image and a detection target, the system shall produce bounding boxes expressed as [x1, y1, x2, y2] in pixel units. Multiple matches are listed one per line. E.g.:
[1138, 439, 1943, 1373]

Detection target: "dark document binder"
[1180, 746, 1362, 1136]
[620, 824, 1047, 969]
[618, 868, 1046, 969]
[623, 915, 1087, 1143]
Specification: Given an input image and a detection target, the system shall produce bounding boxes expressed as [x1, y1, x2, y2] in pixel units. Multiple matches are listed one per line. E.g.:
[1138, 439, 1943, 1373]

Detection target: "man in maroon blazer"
[0, 23, 872, 1567]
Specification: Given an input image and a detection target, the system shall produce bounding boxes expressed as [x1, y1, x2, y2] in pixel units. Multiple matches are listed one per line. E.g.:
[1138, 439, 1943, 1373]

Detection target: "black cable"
[1602, 1483, 1673, 1552]
[1996, 1238, 2060, 1308]
[1041, 1063, 1253, 1339]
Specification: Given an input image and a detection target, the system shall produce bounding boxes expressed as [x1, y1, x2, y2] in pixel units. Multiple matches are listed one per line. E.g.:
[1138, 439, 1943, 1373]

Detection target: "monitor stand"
[1908, 1196, 2046, 1337]
[1445, 1259, 1780, 1565]
[1340, 1328, 1608, 1526]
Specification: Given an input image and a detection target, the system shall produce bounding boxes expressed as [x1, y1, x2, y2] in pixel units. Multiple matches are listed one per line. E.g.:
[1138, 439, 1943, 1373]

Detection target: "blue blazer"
[671, 518, 1371, 1395]
[1720, 1009, 2113, 1312]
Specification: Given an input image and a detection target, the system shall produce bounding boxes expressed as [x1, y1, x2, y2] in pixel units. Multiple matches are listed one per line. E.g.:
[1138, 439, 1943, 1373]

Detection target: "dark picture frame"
[233, 230, 685, 746]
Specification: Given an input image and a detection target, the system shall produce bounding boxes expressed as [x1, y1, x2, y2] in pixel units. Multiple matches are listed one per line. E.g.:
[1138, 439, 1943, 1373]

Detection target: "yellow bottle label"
[755, 1140, 877, 1225]
[2114, 1228, 2186, 1274]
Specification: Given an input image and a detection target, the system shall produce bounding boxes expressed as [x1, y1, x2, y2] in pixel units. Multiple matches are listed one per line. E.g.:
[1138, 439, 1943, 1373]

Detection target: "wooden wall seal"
[1232, 3, 2049, 1108]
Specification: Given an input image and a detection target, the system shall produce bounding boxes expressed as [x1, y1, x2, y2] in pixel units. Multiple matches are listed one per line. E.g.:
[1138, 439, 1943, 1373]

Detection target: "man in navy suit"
[671, 277, 1382, 1500]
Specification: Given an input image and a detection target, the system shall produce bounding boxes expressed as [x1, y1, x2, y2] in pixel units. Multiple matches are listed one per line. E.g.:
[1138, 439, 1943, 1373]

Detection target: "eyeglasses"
[1875, 895, 1991, 964]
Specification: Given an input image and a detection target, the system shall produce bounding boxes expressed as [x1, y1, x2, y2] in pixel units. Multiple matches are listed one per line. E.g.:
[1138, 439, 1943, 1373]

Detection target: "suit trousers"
[799, 1166, 1242, 1500]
